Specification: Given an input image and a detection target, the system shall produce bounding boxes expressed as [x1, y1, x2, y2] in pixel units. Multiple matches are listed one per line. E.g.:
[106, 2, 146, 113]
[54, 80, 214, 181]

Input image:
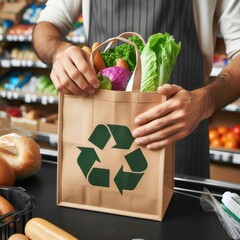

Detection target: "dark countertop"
[15, 160, 240, 240]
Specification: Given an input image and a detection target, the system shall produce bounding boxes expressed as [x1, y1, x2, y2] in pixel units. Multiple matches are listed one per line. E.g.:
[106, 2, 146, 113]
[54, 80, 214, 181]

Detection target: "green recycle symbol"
[77, 124, 148, 194]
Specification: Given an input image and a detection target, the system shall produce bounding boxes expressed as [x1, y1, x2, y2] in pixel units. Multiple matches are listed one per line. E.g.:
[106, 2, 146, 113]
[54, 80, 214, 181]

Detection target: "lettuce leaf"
[140, 33, 181, 92]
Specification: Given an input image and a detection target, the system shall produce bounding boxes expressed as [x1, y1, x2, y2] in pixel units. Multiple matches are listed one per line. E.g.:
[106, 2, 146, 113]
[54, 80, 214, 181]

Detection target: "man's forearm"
[32, 22, 72, 65]
[197, 53, 240, 120]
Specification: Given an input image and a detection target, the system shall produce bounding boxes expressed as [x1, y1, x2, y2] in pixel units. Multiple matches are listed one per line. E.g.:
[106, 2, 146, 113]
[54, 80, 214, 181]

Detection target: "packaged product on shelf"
[2, 71, 32, 91]
[0, 19, 14, 35]
[39, 113, 58, 134]
[7, 24, 35, 36]
[0, 0, 28, 23]
[35, 75, 57, 95]
[22, 3, 45, 24]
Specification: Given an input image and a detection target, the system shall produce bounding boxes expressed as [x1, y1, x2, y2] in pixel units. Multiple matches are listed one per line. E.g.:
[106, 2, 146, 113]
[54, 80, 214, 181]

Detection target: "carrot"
[116, 58, 129, 70]
[82, 45, 92, 55]
[91, 42, 106, 73]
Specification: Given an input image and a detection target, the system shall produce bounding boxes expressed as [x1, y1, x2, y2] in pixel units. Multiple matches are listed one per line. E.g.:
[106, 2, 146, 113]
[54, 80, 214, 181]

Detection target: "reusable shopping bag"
[57, 34, 174, 221]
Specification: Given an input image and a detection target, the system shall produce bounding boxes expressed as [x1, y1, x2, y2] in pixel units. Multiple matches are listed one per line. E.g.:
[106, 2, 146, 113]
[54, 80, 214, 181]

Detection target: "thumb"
[157, 84, 183, 97]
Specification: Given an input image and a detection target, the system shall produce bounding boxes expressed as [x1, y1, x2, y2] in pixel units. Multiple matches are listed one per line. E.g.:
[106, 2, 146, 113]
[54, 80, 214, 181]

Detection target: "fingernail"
[135, 138, 143, 145]
[134, 118, 141, 125]
[146, 144, 152, 150]
[132, 130, 139, 138]
[93, 83, 99, 89]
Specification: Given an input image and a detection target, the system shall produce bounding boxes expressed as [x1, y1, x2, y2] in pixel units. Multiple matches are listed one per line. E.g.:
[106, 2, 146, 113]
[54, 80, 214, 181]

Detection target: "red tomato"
[209, 129, 220, 142]
[224, 138, 238, 149]
[217, 126, 229, 137]
[225, 131, 240, 143]
[211, 138, 224, 148]
[231, 125, 240, 139]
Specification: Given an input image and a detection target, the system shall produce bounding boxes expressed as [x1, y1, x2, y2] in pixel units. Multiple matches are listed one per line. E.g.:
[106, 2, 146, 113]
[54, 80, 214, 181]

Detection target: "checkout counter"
[14, 157, 240, 240]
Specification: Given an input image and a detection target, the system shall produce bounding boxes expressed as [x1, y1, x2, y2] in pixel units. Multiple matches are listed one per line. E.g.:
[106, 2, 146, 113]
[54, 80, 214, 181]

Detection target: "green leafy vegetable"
[101, 36, 144, 71]
[140, 33, 181, 92]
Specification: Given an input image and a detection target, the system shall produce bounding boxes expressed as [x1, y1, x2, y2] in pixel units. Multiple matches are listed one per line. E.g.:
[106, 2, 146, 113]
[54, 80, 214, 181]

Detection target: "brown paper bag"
[57, 34, 174, 221]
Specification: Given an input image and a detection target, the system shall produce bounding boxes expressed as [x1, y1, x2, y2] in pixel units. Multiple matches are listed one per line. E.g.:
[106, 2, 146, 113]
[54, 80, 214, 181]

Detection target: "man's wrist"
[192, 87, 215, 120]
[52, 41, 73, 65]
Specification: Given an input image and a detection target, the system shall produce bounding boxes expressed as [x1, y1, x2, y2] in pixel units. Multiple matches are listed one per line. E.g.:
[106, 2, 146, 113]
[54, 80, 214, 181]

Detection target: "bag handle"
[90, 36, 142, 93]
[103, 32, 146, 52]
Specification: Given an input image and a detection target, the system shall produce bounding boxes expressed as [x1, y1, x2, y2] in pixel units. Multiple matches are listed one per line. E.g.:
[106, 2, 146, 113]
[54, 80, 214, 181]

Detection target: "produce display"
[0, 71, 57, 95]
[34, 75, 57, 95]
[209, 125, 240, 150]
[83, 33, 181, 91]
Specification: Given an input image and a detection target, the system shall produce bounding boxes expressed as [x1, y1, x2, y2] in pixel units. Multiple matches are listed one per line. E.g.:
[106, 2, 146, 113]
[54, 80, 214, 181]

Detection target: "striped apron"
[88, 0, 210, 178]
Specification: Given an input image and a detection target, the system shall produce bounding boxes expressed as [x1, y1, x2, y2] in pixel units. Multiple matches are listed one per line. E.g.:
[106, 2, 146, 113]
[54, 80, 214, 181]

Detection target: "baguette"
[25, 217, 78, 240]
[92, 42, 106, 73]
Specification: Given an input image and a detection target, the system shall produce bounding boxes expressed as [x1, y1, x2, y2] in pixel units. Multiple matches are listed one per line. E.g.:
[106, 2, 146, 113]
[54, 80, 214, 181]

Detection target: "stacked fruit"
[209, 125, 240, 149]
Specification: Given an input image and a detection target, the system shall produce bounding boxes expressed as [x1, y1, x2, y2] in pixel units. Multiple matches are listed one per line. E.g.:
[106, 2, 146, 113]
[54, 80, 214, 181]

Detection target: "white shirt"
[38, 0, 240, 82]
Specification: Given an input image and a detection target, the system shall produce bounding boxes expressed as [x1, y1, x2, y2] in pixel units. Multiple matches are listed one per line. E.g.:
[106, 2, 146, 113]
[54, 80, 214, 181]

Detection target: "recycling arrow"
[107, 124, 134, 149]
[125, 148, 147, 172]
[77, 147, 100, 177]
[77, 124, 148, 194]
[114, 166, 144, 194]
[88, 124, 111, 150]
[88, 168, 110, 187]
[88, 124, 134, 150]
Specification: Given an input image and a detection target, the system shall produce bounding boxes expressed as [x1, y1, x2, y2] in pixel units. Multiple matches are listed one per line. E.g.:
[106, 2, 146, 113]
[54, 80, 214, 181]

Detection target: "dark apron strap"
[88, 0, 210, 178]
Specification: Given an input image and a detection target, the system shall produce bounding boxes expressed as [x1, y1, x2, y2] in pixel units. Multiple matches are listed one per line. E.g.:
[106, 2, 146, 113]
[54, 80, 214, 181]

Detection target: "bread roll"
[9, 233, 29, 240]
[25, 218, 78, 240]
[0, 157, 15, 186]
[0, 133, 42, 179]
[0, 195, 15, 223]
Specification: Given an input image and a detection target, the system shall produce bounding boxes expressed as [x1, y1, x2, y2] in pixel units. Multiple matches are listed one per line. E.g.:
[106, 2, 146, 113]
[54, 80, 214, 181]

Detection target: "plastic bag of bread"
[0, 132, 42, 180]
[0, 110, 32, 137]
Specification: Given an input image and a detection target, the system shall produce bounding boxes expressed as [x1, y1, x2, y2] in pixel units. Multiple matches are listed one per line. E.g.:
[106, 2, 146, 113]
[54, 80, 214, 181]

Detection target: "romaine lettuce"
[140, 33, 181, 92]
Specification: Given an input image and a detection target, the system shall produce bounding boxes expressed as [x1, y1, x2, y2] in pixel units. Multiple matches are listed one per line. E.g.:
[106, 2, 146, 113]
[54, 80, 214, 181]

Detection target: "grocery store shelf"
[2, 34, 32, 42]
[40, 148, 58, 158]
[210, 66, 223, 77]
[66, 35, 85, 43]
[0, 58, 49, 69]
[222, 99, 240, 112]
[0, 33, 85, 44]
[0, 89, 58, 104]
[210, 148, 240, 165]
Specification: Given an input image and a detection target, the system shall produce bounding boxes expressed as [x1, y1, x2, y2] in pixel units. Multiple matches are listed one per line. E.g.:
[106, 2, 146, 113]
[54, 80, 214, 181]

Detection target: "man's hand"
[132, 84, 205, 150]
[51, 45, 99, 96]
[32, 22, 99, 96]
